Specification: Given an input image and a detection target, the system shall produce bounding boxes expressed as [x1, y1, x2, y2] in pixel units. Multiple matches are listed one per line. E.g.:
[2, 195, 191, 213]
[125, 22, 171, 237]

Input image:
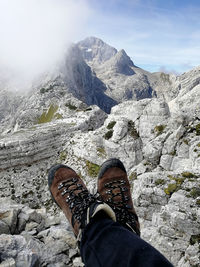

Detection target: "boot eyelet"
[72, 177, 78, 182]
[61, 189, 69, 196]
[58, 183, 64, 190]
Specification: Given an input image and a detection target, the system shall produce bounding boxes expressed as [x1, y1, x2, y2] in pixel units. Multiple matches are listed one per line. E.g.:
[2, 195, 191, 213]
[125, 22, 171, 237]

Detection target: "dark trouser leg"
[80, 216, 173, 267]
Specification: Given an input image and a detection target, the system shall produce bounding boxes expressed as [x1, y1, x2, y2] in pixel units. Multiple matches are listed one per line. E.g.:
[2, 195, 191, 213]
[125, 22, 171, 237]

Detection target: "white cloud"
[0, 0, 90, 91]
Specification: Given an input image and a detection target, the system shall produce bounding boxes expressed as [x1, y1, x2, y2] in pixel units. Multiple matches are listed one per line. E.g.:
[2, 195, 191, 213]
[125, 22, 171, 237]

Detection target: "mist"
[0, 0, 90, 92]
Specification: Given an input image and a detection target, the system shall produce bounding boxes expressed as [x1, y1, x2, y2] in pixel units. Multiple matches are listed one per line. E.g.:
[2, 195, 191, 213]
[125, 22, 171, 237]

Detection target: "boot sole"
[98, 158, 126, 179]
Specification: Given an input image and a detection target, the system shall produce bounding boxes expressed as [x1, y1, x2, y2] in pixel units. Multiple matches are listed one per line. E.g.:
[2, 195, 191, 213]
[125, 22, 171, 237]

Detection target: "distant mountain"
[78, 37, 156, 102]
[0, 36, 200, 134]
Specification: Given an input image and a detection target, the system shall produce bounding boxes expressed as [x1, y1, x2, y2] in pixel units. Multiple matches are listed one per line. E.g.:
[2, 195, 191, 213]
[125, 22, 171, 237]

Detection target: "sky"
[0, 0, 199, 91]
[86, 0, 200, 74]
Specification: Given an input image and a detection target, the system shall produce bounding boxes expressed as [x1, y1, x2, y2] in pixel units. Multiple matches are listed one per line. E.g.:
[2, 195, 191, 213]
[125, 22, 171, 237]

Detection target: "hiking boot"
[97, 158, 140, 236]
[48, 164, 116, 239]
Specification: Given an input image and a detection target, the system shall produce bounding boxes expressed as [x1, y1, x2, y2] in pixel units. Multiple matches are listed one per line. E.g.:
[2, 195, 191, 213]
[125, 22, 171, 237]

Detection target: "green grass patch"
[164, 183, 178, 195]
[190, 188, 200, 198]
[195, 123, 200, 136]
[55, 113, 63, 119]
[168, 174, 186, 184]
[164, 175, 186, 196]
[37, 104, 59, 124]
[59, 151, 67, 161]
[86, 160, 100, 177]
[170, 150, 176, 156]
[40, 88, 46, 94]
[196, 199, 200, 206]
[190, 234, 200, 245]
[97, 147, 106, 157]
[129, 172, 137, 181]
[65, 103, 77, 110]
[183, 139, 189, 145]
[181, 172, 197, 178]
[40, 85, 54, 94]
[155, 179, 166, 186]
[107, 121, 116, 129]
[154, 125, 166, 136]
[104, 130, 113, 140]
[128, 121, 139, 139]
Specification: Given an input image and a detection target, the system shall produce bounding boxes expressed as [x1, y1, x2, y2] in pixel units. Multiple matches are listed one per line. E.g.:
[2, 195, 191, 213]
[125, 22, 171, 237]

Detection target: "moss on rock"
[195, 123, 200, 136]
[65, 103, 77, 110]
[129, 172, 137, 181]
[86, 160, 100, 177]
[190, 188, 200, 198]
[59, 151, 67, 161]
[164, 183, 178, 195]
[128, 121, 139, 139]
[97, 147, 106, 157]
[104, 130, 113, 140]
[155, 179, 166, 186]
[181, 172, 197, 178]
[154, 125, 166, 136]
[107, 121, 116, 129]
[190, 234, 200, 245]
[37, 104, 59, 124]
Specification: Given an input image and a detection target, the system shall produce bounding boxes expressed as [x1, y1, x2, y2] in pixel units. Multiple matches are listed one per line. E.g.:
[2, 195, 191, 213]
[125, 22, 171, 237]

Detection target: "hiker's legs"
[48, 162, 173, 267]
[80, 215, 173, 267]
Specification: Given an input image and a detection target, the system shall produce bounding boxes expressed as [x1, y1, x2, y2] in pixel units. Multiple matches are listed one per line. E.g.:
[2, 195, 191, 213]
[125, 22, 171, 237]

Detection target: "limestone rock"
[0, 258, 16, 267]
[0, 199, 82, 266]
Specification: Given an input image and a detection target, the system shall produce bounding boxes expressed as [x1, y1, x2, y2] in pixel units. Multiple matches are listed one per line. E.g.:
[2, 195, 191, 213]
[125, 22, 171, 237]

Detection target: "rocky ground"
[0, 198, 82, 267]
[0, 37, 200, 266]
[0, 94, 200, 266]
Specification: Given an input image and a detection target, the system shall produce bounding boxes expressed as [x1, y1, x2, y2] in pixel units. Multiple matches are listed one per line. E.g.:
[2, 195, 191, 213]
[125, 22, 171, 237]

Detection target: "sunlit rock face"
[0, 37, 200, 266]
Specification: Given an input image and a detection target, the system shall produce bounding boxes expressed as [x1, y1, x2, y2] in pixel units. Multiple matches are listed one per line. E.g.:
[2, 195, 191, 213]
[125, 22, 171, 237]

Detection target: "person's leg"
[81, 214, 173, 267]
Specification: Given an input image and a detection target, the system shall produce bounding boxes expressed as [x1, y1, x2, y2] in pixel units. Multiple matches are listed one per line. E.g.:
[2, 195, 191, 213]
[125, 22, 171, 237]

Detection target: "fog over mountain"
[0, 0, 90, 91]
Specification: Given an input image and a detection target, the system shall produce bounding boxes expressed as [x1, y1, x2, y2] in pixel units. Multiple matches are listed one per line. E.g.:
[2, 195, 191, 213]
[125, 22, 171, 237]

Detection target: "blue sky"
[83, 0, 200, 74]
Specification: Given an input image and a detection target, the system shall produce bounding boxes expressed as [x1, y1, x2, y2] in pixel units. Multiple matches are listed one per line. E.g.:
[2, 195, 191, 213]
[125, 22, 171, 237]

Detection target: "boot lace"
[58, 177, 96, 228]
[98, 179, 140, 235]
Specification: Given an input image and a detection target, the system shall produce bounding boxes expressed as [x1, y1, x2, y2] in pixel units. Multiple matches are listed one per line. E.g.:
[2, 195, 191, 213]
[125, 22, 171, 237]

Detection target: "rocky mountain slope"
[1, 37, 199, 135]
[0, 37, 200, 266]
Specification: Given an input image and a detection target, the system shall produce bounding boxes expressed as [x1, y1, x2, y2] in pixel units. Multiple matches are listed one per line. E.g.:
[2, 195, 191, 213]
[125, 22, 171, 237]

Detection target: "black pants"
[80, 217, 173, 267]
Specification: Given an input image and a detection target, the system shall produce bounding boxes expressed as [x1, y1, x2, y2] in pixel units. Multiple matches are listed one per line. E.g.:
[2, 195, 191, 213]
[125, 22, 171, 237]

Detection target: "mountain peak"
[79, 36, 106, 47]
[116, 49, 134, 66]
[78, 36, 117, 65]
[102, 48, 134, 75]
